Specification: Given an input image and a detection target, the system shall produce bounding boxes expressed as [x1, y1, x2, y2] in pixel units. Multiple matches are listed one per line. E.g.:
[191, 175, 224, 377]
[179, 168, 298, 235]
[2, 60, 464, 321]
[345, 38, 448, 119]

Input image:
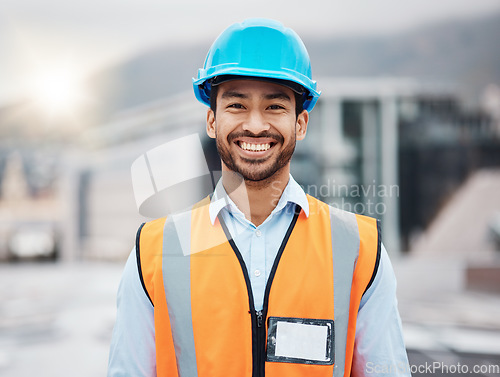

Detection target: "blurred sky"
[2, 0, 500, 106]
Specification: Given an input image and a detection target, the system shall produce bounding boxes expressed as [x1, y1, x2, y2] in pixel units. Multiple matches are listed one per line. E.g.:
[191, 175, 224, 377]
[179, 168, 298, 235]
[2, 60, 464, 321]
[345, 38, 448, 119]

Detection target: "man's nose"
[242, 110, 270, 134]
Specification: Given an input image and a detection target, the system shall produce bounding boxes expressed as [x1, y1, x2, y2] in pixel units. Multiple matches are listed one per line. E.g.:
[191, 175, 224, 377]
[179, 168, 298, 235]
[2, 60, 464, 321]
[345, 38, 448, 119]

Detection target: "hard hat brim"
[193, 70, 320, 112]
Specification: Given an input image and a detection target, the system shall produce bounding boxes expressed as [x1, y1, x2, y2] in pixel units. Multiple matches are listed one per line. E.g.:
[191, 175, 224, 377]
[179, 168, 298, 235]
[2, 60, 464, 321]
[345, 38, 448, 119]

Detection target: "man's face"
[206, 79, 308, 182]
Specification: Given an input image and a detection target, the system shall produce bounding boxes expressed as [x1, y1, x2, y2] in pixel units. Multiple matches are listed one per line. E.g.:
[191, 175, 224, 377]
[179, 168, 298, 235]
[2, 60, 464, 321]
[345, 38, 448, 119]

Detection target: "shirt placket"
[250, 227, 266, 310]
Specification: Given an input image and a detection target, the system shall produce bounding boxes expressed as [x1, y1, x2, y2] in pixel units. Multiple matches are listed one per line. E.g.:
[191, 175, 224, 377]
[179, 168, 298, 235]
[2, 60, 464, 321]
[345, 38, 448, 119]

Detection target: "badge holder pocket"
[266, 316, 334, 365]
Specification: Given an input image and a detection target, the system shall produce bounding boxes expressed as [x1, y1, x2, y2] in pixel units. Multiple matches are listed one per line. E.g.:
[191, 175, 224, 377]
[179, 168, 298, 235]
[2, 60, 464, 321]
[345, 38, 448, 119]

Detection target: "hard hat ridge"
[193, 18, 321, 112]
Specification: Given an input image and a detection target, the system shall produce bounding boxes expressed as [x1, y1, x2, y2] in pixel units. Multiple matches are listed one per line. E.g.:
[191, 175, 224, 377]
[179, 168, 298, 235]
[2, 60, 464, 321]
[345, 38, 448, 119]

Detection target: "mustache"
[227, 131, 283, 144]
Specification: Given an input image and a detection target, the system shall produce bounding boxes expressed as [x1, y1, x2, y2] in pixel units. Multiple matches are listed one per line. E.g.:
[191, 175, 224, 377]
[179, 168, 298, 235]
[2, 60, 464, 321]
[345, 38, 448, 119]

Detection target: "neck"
[222, 167, 289, 227]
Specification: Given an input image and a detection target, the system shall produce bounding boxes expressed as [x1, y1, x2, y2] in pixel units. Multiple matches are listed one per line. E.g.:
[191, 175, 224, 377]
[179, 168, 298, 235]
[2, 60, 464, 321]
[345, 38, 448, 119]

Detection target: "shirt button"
[255, 230, 262, 237]
[254, 269, 261, 277]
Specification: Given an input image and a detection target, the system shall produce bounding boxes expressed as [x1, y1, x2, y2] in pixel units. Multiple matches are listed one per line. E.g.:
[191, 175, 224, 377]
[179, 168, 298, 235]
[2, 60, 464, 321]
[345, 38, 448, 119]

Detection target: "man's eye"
[228, 103, 244, 109]
[269, 104, 285, 110]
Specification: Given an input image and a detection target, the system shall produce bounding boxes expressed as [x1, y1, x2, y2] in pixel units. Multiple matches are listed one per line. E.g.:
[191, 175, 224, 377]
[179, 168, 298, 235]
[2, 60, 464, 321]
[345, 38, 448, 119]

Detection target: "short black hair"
[208, 81, 305, 118]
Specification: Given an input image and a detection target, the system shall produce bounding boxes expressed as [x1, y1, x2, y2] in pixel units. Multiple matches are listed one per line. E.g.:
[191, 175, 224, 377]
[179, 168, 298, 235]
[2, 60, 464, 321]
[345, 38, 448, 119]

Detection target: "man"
[108, 18, 411, 377]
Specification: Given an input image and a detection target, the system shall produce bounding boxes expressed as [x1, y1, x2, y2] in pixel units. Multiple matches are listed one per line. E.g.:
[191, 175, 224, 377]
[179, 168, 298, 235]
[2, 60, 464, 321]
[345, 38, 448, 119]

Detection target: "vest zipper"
[218, 206, 301, 377]
[218, 216, 261, 377]
[256, 310, 265, 376]
[258, 206, 301, 375]
[256, 310, 263, 327]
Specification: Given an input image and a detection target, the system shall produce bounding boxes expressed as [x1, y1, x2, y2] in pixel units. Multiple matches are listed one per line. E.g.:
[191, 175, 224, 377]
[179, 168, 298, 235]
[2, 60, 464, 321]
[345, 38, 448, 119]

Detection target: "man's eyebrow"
[220, 91, 292, 102]
[263, 92, 291, 101]
[220, 91, 249, 99]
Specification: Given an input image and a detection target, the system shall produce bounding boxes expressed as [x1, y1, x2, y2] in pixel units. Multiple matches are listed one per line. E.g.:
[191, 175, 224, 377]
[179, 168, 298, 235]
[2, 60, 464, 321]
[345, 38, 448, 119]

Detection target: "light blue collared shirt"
[209, 175, 309, 310]
[108, 175, 411, 376]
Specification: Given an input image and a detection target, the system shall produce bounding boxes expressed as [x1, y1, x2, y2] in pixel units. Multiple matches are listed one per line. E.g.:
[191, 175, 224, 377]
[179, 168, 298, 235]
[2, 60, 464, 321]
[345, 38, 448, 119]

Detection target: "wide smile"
[234, 138, 277, 157]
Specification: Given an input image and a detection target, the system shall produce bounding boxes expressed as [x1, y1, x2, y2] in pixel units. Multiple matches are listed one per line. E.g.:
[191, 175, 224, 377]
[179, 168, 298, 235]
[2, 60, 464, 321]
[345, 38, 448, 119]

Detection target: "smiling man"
[108, 18, 411, 377]
[206, 78, 309, 226]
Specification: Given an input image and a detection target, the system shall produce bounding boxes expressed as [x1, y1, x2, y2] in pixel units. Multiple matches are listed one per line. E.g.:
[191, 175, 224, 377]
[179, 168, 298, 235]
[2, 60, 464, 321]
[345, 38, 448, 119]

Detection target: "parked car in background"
[7, 222, 58, 261]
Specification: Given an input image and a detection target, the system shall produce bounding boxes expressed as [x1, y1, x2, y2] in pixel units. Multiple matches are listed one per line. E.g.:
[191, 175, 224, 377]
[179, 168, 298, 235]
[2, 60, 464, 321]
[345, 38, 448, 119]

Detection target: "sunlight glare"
[32, 65, 86, 116]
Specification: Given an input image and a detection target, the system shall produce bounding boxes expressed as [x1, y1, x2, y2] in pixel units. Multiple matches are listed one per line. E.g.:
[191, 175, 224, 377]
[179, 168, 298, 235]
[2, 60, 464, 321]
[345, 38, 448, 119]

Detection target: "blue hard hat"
[193, 18, 321, 112]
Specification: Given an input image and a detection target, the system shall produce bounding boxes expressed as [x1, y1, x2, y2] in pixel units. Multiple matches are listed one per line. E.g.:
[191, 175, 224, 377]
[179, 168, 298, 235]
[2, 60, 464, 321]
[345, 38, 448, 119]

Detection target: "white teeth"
[240, 142, 271, 151]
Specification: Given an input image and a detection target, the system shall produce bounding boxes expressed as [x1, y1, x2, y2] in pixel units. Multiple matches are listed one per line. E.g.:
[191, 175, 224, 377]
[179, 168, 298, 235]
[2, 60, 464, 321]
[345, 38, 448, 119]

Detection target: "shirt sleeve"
[351, 244, 412, 377]
[107, 249, 157, 377]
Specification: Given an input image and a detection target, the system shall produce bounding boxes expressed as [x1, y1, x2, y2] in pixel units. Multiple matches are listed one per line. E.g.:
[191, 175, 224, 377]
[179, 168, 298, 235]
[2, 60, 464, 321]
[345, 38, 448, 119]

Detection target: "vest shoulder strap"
[326, 203, 380, 377]
[324, 200, 381, 297]
[306, 195, 381, 295]
[354, 213, 382, 296]
[136, 217, 168, 306]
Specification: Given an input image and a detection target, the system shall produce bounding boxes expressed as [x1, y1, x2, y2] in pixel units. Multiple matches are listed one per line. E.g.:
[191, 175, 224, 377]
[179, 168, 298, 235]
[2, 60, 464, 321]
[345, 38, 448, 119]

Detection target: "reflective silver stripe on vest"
[162, 212, 198, 377]
[330, 207, 360, 377]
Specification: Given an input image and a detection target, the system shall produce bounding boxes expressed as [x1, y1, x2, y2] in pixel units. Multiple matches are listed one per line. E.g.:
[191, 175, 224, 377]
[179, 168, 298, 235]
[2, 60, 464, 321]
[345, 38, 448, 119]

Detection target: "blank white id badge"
[266, 317, 334, 365]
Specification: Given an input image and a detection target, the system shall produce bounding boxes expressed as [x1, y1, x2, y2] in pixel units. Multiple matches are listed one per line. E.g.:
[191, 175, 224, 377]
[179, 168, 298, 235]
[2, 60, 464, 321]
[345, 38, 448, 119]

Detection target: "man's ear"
[296, 110, 309, 141]
[206, 109, 216, 139]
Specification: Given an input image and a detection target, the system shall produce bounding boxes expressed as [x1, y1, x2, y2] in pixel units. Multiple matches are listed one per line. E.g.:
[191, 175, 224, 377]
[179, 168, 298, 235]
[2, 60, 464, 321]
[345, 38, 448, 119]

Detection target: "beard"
[216, 130, 296, 182]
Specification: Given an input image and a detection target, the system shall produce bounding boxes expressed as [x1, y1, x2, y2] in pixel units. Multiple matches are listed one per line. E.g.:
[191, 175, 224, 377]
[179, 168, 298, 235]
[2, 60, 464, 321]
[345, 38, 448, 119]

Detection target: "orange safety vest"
[137, 195, 380, 377]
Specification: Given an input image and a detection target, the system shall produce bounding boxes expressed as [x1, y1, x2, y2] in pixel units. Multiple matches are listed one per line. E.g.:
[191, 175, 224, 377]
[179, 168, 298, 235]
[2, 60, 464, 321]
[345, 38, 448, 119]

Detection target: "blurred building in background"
[0, 76, 499, 262]
[5, 76, 499, 262]
[299, 78, 499, 253]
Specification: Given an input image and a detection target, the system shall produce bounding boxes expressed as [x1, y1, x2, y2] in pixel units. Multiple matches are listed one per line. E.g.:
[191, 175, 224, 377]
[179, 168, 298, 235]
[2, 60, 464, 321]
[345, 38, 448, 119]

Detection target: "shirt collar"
[208, 174, 309, 225]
